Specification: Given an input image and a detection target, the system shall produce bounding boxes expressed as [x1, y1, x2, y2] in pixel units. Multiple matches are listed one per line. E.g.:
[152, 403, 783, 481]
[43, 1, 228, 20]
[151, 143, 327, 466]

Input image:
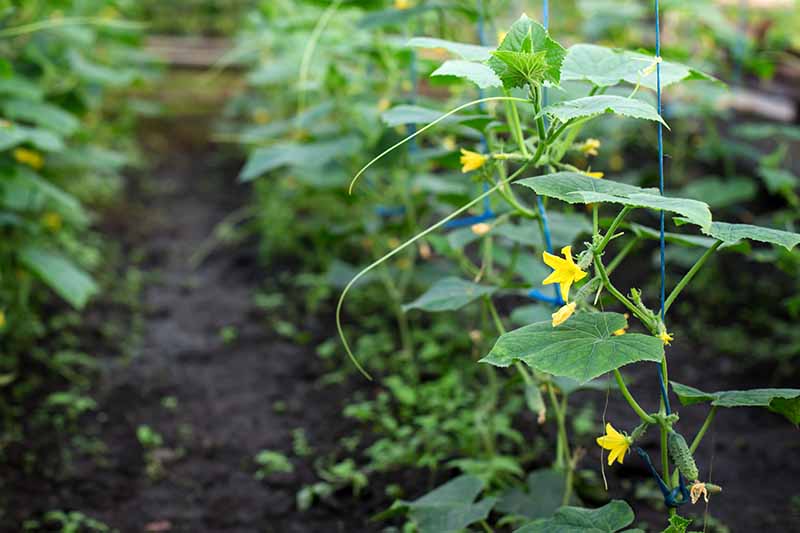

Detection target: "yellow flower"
[657, 330, 674, 345]
[690, 481, 708, 505]
[394, 0, 412, 9]
[596, 423, 632, 466]
[613, 313, 629, 336]
[377, 97, 391, 112]
[584, 170, 604, 179]
[459, 149, 488, 173]
[442, 136, 456, 151]
[13, 148, 44, 170]
[41, 212, 62, 232]
[551, 302, 576, 327]
[579, 138, 601, 156]
[542, 245, 587, 302]
[471, 222, 491, 236]
[0, 310, 5, 328]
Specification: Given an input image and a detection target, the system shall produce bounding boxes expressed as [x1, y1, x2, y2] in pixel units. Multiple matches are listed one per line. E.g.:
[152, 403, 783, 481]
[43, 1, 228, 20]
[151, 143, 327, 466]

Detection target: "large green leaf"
[481, 312, 664, 383]
[561, 44, 716, 90]
[542, 95, 666, 126]
[489, 14, 566, 88]
[702, 221, 800, 251]
[0, 76, 44, 100]
[238, 136, 361, 181]
[680, 177, 757, 209]
[18, 246, 98, 309]
[407, 37, 493, 61]
[0, 122, 64, 152]
[670, 382, 800, 425]
[517, 173, 711, 230]
[496, 469, 573, 520]
[3, 99, 79, 136]
[403, 277, 496, 312]
[515, 500, 640, 533]
[432, 60, 502, 89]
[396, 475, 497, 533]
[630, 223, 717, 248]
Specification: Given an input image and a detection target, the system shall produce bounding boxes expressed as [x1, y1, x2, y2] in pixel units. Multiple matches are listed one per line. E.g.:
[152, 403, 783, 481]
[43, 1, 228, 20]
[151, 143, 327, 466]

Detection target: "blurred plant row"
[225, 0, 800, 531]
[0, 1, 156, 450]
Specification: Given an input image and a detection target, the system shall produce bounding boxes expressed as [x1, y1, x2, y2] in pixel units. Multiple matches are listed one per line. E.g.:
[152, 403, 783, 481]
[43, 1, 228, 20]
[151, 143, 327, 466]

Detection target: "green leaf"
[489, 14, 566, 88]
[670, 382, 800, 425]
[0, 123, 63, 152]
[481, 312, 664, 383]
[515, 500, 636, 533]
[702, 221, 800, 251]
[238, 136, 361, 181]
[0, 76, 44, 100]
[758, 167, 798, 194]
[399, 475, 496, 533]
[18, 246, 98, 309]
[403, 277, 496, 312]
[661, 514, 693, 533]
[516, 172, 654, 201]
[630, 223, 717, 248]
[3, 99, 79, 136]
[407, 37, 494, 61]
[381, 105, 486, 127]
[517, 173, 711, 231]
[561, 44, 717, 90]
[496, 469, 573, 520]
[491, 49, 549, 89]
[432, 60, 502, 89]
[542, 95, 667, 126]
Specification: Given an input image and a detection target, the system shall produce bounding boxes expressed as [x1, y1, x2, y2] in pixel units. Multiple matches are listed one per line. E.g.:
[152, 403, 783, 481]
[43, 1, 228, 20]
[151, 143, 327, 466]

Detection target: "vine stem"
[297, 0, 344, 117]
[594, 207, 633, 255]
[593, 253, 652, 328]
[689, 406, 717, 454]
[662, 239, 722, 315]
[614, 370, 656, 424]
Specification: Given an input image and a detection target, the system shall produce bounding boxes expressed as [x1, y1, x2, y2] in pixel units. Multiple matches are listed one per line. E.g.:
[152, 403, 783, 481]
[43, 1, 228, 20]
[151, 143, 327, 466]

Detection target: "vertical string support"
[655, 0, 671, 416]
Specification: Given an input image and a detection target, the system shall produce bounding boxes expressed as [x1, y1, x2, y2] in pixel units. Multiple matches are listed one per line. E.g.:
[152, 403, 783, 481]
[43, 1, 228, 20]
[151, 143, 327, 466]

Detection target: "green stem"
[531, 85, 548, 142]
[663, 240, 722, 315]
[689, 406, 717, 454]
[614, 369, 656, 424]
[504, 89, 530, 157]
[547, 384, 568, 469]
[594, 207, 633, 255]
[594, 254, 652, 327]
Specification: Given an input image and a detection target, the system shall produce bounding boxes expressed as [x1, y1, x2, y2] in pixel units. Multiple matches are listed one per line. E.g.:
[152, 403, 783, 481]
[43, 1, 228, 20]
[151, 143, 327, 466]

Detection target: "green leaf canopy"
[670, 382, 800, 425]
[542, 95, 667, 126]
[517, 172, 712, 230]
[481, 312, 664, 383]
[703, 221, 800, 251]
[18, 246, 98, 309]
[403, 277, 497, 312]
[515, 500, 641, 533]
[399, 475, 497, 533]
[489, 14, 566, 89]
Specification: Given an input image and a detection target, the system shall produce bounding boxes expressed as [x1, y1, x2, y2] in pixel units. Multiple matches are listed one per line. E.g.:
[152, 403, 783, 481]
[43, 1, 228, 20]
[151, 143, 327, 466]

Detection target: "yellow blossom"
[377, 97, 391, 112]
[0, 310, 5, 328]
[41, 212, 62, 232]
[394, 0, 412, 9]
[471, 222, 491, 236]
[690, 481, 708, 505]
[613, 313, 629, 336]
[584, 170, 604, 179]
[13, 148, 44, 170]
[596, 423, 632, 466]
[551, 302, 576, 327]
[657, 330, 674, 345]
[442, 136, 456, 151]
[542, 245, 587, 302]
[579, 138, 601, 156]
[459, 149, 488, 173]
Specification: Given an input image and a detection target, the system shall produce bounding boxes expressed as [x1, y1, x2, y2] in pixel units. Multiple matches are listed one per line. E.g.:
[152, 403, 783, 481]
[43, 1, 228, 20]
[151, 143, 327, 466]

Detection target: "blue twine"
[647, 0, 688, 506]
[446, 0, 496, 230]
[375, 205, 406, 217]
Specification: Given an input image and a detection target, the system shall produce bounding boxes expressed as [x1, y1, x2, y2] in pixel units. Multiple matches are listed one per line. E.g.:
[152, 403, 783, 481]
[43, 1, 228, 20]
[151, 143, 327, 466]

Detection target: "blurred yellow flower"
[394, 0, 412, 9]
[442, 136, 456, 151]
[613, 313, 629, 336]
[579, 138, 601, 156]
[471, 222, 491, 236]
[42, 212, 62, 232]
[377, 97, 391, 112]
[0, 310, 5, 328]
[657, 330, 674, 345]
[13, 148, 44, 170]
[542, 245, 587, 302]
[584, 170, 604, 179]
[596, 423, 632, 465]
[460, 149, 487, 173]
[551, 302, 576, 327]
